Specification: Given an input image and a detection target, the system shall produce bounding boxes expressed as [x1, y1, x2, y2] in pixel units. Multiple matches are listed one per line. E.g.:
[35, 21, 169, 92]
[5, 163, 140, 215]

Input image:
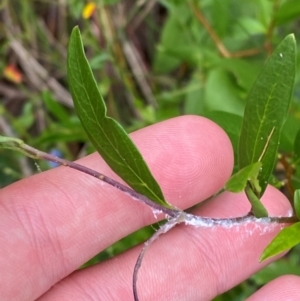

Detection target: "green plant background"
[1, 0, 300, 299]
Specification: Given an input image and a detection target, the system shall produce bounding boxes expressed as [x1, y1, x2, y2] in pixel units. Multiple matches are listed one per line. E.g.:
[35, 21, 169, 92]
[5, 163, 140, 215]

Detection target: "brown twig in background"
[9, 37, 73, 107]
[279, 154, 295, 200]
[128, 0, 157, 32]
[191, 2, 261, 58]
[0, 83, 26, 101]
[122, 39, 158, 108]
[97, 5, 143, 120]
[37, 19, 67, 59]
[123, 0, 158, 109]
[1, 5, 73, 107]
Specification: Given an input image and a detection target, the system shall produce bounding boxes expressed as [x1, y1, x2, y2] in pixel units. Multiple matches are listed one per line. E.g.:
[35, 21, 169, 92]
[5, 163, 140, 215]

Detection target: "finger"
[246, 275, 300, 301]
[37, 185, 292, 301]
[0, 115, 234, 301]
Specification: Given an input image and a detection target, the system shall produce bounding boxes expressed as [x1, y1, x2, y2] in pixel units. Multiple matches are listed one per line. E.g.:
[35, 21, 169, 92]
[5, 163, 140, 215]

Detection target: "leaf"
[244, 184, 268, 217]
[67, 27, 171, 208]
[0, 135, 38, 159]
[253, 249, 300, 285]
[209, 0, 231, 38]
[238, 34, 296, 196]
[225, 162, 262, 193]
[42, 91, 71, 123]
[294, 190, 300, 220]
[293, 128, 300, 164]
[218, 58, 261, 91]
[280, 115, 300, 153]
[152, 4, 197, 73]
[275, 0, 300, 25]
[204, 68, 244, 115]
[204, 111, 242, 154]
[184, 73, 205, 115]
[260, 222, 300, 261]
[225, 162, 268, 217]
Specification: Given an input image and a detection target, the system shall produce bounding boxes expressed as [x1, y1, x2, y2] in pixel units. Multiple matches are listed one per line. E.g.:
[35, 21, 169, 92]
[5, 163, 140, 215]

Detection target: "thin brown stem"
[20, 143, 181, 218]
[4, 138, 298, 225]
[279, 154, 295, 201]
[133, 216, 181, 301]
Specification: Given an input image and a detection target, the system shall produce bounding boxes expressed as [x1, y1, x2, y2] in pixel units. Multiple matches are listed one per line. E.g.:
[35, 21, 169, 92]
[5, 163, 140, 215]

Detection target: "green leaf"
[253, 246, 300, 285]
[153, 4, 198, 73]
[225, 162, 268, 217]
[218, 58, 261, 91]
[204, 68, 244, 115]
[209, 0, 230, 38]
[0, 135, 38, 159]
[184, 73, 205, 115]
[293, 128, 300, 164]
[280, 115, 300, 153]
[67, 27, 171, 208]
[244, 184, 268, 217]
[260, 222, 300, 261]
[42, 91, 71, 123]
[294, 190, 300, 220]
[204, 111, 242, 154]
[225, 162, 262, 193]
[238, 34, 296, 196]
[275, 0, 300, 25]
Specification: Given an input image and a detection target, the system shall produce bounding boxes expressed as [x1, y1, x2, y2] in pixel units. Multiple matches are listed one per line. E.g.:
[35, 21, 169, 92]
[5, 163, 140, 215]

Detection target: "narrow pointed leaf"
[225, 162, 262, 192]
[260, 222, 300, 261]
[67, 27, 171, 208]
[294, 190, 300, 220]
[244, 184, 268, 217]
[225, 161, 268, 217]
[238, 34, 296, 196]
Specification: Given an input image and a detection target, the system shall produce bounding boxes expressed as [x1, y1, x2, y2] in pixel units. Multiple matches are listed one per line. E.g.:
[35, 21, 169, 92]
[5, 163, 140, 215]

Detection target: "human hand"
[1, 116, 300, 301]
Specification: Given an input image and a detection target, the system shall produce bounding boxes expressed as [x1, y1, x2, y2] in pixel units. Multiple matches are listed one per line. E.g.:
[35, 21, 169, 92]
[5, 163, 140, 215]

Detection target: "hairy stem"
[1, 136, 297, 225]
[132, 211, 298, 301]
[25, 142, 299, 224]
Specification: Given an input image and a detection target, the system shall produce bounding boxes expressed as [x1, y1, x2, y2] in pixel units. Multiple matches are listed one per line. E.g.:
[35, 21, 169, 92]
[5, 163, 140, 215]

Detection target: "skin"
[1, 115, 300, 301]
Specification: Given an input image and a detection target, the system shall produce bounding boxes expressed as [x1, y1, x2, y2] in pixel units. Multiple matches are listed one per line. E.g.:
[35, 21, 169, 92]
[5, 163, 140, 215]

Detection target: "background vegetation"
[1, 0, 300, 299]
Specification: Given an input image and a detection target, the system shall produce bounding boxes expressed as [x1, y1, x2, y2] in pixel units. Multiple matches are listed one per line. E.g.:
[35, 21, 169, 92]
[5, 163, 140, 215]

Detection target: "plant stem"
[2, 138, 298, 225]
[133, 216, 181, 301]
[182, 212, 299, 226]
[20, 142, 181, 218]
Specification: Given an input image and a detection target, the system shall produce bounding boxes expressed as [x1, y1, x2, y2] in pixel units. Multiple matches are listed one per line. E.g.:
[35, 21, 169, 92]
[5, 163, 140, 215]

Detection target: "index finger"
[0, 115, 234, 301]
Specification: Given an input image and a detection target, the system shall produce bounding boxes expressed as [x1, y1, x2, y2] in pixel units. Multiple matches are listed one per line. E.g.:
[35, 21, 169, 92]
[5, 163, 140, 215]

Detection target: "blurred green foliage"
[1, 0, 300, 299]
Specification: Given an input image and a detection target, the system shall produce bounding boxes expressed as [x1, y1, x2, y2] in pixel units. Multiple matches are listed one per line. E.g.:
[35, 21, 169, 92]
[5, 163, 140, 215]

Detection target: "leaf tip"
[70, 26, 81, 42]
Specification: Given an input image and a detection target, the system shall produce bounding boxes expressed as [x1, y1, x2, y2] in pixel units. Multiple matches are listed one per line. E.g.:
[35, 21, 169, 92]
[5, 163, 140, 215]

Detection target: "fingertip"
[261, 185, 292, 216]
[131, 115, 234, 208]
[247, 275, 300, 301]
